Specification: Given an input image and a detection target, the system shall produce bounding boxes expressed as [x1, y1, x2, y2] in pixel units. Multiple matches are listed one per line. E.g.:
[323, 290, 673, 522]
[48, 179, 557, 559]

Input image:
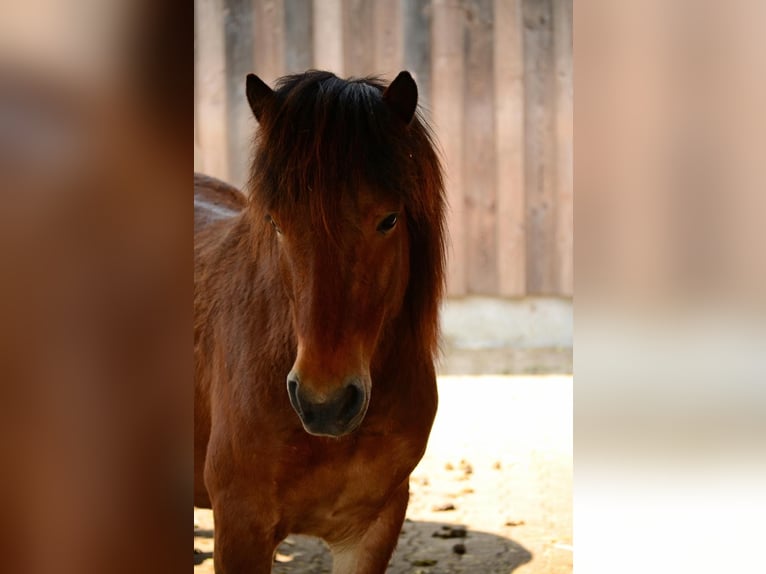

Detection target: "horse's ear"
[246, 74, 275, 121]
[383, 71, 418, 125]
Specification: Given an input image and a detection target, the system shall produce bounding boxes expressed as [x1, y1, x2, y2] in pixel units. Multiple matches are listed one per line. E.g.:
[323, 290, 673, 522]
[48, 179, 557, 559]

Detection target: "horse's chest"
[278, 434, 420, 536]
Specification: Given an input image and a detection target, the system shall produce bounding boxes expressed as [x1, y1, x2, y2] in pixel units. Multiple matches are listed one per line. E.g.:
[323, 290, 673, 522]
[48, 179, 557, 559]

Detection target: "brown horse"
[194, 70, 446, 573]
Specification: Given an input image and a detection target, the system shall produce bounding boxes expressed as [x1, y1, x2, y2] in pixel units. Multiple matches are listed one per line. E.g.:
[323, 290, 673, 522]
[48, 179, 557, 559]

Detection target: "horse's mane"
[248, 70, 446, 358]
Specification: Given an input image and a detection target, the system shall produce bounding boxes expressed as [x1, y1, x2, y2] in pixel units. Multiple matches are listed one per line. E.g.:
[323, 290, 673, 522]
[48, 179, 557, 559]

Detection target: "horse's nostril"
[338, 382, 364, 423]
[287, 377, 301, 414]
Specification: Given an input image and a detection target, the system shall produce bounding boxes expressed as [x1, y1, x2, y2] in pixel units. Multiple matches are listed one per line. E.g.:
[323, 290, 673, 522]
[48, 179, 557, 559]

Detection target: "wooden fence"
[194, 0, 572, 297]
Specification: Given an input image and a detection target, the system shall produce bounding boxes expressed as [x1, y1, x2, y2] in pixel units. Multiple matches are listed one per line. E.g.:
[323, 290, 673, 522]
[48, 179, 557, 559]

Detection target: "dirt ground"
[194, 375, 572, 573]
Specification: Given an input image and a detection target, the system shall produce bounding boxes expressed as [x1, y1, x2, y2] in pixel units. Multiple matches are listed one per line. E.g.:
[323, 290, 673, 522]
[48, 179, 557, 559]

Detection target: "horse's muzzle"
[286, 374, 369, 437]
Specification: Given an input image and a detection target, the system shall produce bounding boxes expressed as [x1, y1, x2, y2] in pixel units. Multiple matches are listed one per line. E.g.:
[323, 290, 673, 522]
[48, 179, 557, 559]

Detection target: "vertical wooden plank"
[196, 0, 229, 180]
[403, 0, 432, 116]
[284, 0, 313, 74]
[495, 0, 526, 296]
[225, 0, 254, 189]
[372, 0, 404, 78]
[463, 0, 497, 294]
[253, 0, 285, 86]
[194, 2, 202, 172]
[554, 0, 573, 296]
[312, 0, 344, 75]
[523, 0, 557, 294]
[432, 0, 466, 296]
[342, 0, 374, 77]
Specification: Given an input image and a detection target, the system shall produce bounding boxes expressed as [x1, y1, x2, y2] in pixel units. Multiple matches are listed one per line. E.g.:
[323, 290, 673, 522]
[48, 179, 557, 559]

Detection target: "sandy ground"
[194, 376, 572, 573]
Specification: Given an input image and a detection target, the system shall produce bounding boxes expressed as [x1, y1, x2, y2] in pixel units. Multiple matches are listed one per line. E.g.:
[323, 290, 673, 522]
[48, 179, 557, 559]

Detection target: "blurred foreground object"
[576, 1, 766, 573]
[0, 0, 190, 572]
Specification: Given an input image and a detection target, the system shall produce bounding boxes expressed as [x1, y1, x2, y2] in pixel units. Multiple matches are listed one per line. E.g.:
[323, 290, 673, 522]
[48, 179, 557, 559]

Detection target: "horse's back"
[194, 173, 246, 232]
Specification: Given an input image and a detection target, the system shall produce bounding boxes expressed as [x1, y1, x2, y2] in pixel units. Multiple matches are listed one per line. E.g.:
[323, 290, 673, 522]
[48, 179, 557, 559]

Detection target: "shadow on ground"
[194, 520, 532, 573]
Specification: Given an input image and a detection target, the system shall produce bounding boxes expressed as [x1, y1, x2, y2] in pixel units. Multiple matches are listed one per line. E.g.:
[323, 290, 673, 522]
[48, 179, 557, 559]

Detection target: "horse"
[194, 69, 446, 573]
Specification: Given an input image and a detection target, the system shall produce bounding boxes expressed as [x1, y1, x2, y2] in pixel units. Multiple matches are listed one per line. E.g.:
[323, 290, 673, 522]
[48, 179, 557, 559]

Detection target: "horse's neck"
[213, 213, 294, 363]
[206, 212, 283, 317]
[225, 209, 275, 275]
[373, 306, 433, 377]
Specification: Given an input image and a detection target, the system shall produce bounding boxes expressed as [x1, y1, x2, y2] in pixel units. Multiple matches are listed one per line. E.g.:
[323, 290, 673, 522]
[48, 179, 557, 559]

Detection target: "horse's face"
[268, 190, 409, 437]
[248, 70, 421, 437]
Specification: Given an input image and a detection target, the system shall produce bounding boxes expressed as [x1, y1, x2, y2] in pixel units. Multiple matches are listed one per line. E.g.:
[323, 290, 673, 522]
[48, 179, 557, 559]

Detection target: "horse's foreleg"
[330, 480, 410, 574]
[210, 493, 278, 574]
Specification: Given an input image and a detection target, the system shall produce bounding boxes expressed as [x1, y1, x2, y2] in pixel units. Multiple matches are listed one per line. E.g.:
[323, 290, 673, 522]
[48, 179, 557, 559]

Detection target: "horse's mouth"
[296, 397, 369, 438]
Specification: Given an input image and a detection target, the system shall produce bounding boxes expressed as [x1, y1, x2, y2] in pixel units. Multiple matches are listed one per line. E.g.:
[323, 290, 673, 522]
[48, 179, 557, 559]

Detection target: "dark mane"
[248, 70, 446, 357]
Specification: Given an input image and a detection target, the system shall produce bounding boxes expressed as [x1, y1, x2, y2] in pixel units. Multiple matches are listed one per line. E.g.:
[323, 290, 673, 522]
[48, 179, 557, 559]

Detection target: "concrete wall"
[438, 296, 572, 374]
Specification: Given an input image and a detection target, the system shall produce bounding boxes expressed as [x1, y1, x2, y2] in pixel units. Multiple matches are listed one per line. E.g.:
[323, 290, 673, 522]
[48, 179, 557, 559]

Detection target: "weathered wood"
[372, 0, 404, 78]
[312, 0, 344, 75]
[463, 0, 497, 294]
[554, 0, 573, 296]
[253, 0, 285, 85]
[196, 0, 230, 180]
[225, 0, 255, 189]
[403, 0, 432, 114]
[432, 0, 466, 296]
[523, 0, 557, 294]
[194, 14, 202, 172]
[342, 0, 374, 77]
[284, 0, 313, 74]
[494, 0, 526, 296]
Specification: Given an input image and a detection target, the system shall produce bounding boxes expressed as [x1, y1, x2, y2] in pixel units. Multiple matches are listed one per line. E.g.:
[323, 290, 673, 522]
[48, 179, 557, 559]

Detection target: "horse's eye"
[265, 214, 282, 234]
[377, 213, 399, 234]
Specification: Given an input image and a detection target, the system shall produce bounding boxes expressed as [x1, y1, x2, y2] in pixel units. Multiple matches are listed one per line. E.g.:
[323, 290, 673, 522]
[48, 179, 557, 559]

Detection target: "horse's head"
[247, 71, 430, 437]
